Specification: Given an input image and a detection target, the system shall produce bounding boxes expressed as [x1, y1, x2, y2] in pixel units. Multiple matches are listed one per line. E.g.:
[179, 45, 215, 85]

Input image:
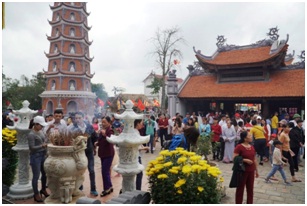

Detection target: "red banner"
[97, 98, 104, 107]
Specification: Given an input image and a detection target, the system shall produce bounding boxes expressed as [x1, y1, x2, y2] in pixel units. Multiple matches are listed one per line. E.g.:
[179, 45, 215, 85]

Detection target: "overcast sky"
[2, 2, 305, 96]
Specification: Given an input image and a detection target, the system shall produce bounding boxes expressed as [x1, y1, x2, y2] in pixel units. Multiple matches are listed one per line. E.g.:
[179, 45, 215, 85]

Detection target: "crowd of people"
[2, 107, 305, 203]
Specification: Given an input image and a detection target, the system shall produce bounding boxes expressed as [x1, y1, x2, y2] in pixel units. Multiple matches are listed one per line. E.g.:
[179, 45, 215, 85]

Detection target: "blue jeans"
[147, 134, 154, 152]
[272, 128, 278, 135]
[266, 164, 287, 182]
[100, 156, 113, 191]
[136, 156, 143, 190]
[30, 152, 47, 194]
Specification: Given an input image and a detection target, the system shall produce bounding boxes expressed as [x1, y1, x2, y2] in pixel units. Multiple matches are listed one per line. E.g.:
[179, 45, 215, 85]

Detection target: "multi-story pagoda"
[168, 27, 305, 118]
[40, 2, 96, 116]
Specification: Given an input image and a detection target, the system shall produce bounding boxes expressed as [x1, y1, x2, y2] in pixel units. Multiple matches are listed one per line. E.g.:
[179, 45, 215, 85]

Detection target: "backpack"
[168, 134, 187, 151]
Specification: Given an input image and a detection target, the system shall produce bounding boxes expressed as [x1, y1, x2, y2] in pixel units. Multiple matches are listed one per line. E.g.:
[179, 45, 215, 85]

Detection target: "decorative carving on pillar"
[6, 100, 37, 200]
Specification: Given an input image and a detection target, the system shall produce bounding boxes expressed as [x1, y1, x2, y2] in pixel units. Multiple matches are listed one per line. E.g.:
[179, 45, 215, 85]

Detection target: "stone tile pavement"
[7, 143, 305, 204]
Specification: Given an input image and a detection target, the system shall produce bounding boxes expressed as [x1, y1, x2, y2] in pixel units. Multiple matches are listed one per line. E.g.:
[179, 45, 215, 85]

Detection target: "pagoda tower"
[40, 2, 96, 116]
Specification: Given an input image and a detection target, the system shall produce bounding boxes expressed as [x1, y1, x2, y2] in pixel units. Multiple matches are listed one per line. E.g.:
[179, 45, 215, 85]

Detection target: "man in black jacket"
[289, 120, 304, 172]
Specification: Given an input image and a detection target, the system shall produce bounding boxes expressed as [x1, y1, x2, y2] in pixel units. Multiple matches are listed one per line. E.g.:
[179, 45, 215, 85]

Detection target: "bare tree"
[150, 26, 185, 111]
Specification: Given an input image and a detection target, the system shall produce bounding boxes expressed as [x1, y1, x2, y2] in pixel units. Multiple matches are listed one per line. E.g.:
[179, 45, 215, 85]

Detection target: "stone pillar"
[6, 100, 37, 200]
[107, 100, 149, 193]
[167, 69, 178, 118]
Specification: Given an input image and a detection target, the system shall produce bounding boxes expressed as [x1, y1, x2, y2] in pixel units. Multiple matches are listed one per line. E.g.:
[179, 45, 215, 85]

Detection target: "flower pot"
[44, 144, 87, 204]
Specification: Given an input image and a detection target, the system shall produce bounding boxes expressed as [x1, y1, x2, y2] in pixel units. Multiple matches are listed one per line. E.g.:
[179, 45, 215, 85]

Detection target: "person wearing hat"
[290, 113, 301, 127]
[264, 140, 292, 186]
[256, 116, 262, 126]
[28, 116, 49, 202]
[289, 119, 305, 172]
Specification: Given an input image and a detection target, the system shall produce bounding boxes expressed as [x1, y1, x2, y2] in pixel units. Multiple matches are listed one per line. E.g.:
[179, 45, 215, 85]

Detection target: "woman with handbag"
[233, 131, 259, 204]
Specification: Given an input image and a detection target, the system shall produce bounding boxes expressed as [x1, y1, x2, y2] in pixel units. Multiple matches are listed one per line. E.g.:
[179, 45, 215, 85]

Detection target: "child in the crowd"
[264, 140, 292, 186]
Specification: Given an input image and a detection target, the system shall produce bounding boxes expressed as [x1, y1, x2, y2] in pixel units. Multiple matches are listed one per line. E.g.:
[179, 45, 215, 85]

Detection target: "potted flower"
[146, 147, 224, 204]
[2, 128, 18, 195]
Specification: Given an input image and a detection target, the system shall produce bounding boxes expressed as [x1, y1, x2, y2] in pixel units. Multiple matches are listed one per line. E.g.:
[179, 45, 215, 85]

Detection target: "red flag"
[153, 99, 160, 107]
[137, 99, 145, 111]
[97, 98, 104, 107]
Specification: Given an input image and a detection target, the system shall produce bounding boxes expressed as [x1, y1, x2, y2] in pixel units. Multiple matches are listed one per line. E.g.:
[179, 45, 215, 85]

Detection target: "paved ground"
[6, 143, 305, 204]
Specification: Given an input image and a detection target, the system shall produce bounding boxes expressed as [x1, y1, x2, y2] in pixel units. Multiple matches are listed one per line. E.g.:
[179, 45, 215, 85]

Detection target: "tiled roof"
[196, 45, 287, 65]
[178, 69, 305, 98]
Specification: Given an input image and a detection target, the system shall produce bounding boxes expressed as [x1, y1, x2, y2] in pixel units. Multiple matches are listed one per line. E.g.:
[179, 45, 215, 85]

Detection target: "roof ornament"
[267, 27, 279, 41]
[284, 50, 295, 62]
[168, 69, 177, 79]
[216, 35, 226, 49]
[298, 50, 305, 63]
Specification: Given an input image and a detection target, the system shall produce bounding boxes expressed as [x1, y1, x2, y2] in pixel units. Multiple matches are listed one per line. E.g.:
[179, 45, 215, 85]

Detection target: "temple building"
[168, 28, 305, 118]
[40, 2, 96, 116]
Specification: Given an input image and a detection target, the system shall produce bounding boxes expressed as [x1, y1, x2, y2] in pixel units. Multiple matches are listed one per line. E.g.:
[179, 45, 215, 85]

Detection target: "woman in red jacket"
[96, 116, 115, 197]
[211, 117, 222, 161]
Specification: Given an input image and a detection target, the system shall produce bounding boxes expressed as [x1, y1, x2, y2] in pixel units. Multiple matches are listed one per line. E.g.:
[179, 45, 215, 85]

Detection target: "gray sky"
[2, 2, 305, 96]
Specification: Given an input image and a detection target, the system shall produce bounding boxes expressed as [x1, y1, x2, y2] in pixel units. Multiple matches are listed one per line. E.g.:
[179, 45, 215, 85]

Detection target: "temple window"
[69, 80, 76, 91]
[69, 62, 76, 72]
[52, 62, 57, 71]
[51, 80, 56, 90]
[70, 12, 75, 21]
[56, 13, 60, 21]
[55, 28, 59, 36]
[69, 44, 75, 54]
[54, 44, 58, 53]
[70, 28, 75, 37]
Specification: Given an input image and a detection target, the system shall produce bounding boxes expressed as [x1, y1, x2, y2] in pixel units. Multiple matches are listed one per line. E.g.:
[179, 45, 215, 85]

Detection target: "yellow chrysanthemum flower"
[156, 156, 164, 161]
[172, 166, 180, 170]
[176, 147, 184, 151]
[182, 165, 192, 174]
[149, 160, 159, 165]
[155, 164, 164, 170]
[146, 171, 154, 176]
[163, 161, 173, 167]
[169, 169, 179, 174]
[198, 159, 208, 165]
[157, 174, 168, 179]
[160, 150, 171, 156]
[191, 164, 201, 173]
[198, 186, 204, 192]
[177, 156, 187, 164]
[177, 189, 183, 194]
[174, 179, 186, 188]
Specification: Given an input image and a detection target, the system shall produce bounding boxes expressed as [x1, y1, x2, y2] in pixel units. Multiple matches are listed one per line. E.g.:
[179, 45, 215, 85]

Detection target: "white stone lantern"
[107, 100, 149, 193]
[6, 100, 38, 200]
